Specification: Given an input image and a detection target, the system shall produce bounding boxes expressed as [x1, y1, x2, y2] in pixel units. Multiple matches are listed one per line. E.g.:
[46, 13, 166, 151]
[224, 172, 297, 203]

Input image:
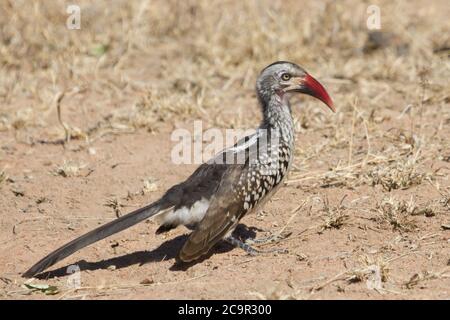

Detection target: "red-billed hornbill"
[23, 61, 334, 278]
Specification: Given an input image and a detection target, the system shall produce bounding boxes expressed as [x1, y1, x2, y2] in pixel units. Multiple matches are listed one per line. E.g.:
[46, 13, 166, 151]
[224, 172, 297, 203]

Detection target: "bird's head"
[257, 61, 335, 112]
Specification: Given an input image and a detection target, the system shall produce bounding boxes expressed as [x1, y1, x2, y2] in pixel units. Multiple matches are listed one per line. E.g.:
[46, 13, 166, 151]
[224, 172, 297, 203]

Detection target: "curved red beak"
[303, 74, 335, 112]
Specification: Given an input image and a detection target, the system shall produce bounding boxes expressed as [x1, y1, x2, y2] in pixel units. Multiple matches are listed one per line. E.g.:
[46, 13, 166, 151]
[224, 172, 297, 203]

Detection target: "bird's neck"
[258, 92, 295, 144]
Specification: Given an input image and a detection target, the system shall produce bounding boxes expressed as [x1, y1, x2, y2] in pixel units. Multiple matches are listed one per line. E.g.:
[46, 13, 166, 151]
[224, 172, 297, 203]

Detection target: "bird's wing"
[162, 132, 260, 209]
[178, 162, 249, 262]
[165, 131, 262, 210]
[179, 129, 284, 261]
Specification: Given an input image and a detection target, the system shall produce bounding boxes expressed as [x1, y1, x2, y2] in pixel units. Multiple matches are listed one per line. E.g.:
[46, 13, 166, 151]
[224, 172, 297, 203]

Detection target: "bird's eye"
[281, 73, 291, 81]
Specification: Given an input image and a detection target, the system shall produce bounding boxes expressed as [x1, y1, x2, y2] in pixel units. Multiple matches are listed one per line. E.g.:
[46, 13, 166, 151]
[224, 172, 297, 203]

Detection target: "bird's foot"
[245, 231, 292, 245]
[225, 236, 288, 256]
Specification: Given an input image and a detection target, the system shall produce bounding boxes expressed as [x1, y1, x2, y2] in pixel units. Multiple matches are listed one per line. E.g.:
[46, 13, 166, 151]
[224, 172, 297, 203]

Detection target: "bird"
[23, 61, 335, 278]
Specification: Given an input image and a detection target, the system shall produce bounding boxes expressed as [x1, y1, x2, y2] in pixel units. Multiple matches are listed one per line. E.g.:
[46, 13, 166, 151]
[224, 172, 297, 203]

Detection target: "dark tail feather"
[23, 200, 166, 278]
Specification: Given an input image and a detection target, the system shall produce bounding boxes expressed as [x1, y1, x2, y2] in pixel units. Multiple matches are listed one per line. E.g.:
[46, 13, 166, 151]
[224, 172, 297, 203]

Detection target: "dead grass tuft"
[437, 187, 450, 211]
[52, 161, 86, 178]
[141, 178, 159, 194]
[104, 198, 124, 218]
[404, 269, 450, 289]
[366, 158, 429, 191]
[374, 196, 419, 232]
[347, 255, 390, 285]
[318, 196, 350, 233]
[312, 254, 390, 292]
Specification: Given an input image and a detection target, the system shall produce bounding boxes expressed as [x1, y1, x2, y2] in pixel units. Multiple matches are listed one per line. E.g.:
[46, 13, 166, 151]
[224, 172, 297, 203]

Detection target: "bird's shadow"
[34, 224, 260, 279]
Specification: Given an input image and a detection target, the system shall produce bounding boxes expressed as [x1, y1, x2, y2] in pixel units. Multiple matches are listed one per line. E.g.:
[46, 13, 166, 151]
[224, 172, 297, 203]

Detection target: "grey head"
[256, 61, 335, 112]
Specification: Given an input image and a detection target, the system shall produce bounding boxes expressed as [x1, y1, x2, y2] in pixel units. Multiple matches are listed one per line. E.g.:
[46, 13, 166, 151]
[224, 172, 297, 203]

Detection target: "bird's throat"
[259, 95, 295, 144]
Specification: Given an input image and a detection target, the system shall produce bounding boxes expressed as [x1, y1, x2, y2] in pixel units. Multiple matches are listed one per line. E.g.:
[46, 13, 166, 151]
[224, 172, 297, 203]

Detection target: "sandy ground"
[0, 0, 449, 299]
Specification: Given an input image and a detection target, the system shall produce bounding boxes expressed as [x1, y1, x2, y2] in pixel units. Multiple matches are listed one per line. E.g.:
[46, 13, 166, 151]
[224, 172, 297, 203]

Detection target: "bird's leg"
[225, 236, 259, 255]
[245, 231, 292, 245]
[225, 236, 288, 256]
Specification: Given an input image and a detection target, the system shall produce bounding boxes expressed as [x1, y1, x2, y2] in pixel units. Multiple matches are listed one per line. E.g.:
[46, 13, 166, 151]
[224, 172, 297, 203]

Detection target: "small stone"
[110, 241, 119, 248]
[6, 176, 16, 183]
[142, 179, 158, 194]
[296, 253, 308, 261]
[140, 278, 154, 285]
[36, 197, 49, 204]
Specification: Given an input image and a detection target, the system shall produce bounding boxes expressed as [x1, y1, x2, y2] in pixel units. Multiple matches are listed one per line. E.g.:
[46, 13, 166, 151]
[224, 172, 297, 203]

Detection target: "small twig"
[348, 99, 357, 166]
[311, 270, 349, 292]
[55, 91, 69, 143]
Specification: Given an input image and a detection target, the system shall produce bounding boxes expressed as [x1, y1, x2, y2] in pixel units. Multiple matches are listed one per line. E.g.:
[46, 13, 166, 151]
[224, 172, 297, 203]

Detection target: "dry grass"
[404, 269, 450, 289]
[366, 157, 430, 191]
[318, 196, 350, 233]
[374, 196, 419, 232]
[141, 178, 159, 194]
[104, 198, 125, 218]
[312, 254, 391, 293]
[110, 89, 201, 133]
[441, 191, 450, 211]
[1, 0, 448, 133]
[346, 255, 390, 285]
[52, 160, 86, 178]
[432, 185, 450, 212]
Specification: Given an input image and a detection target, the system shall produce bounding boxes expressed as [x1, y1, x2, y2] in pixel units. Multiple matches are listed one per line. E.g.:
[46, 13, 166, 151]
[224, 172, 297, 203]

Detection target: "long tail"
[23, 200, 166, 278]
